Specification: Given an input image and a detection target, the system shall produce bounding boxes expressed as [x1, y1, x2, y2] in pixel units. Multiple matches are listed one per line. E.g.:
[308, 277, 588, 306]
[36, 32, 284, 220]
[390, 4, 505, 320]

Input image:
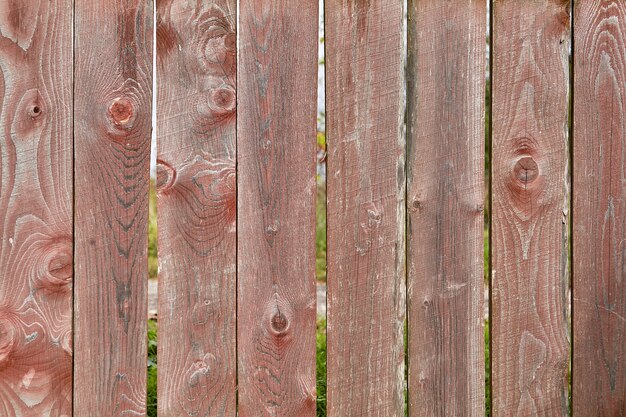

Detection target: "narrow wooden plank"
[0, 2, 73, 415]
[573, 2, 626, 415]
[156, 1, 236, 415]
[491, 1, 570, 415]
[325, 1, 405, 415]
[406, 1, 486, 416]
[74, 1, 153, 414]
[237, 1, 318, 415]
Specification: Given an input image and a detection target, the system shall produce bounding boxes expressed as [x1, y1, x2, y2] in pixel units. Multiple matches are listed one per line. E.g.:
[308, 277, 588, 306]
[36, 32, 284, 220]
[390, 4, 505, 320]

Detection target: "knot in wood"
[266, 222, 279, 236]
[15, 89, 45, 137]
[207, 85, 236, 115]
[193, 359, 209, 372]
[367, 209, 382, 228]
[224, 33, 236, 50]
[108, 98, 134, 126]
[410, 196, 422, 213]
[41, 237, 73, 289]
[0, 318, 17, 363]
[29, 104, 42, 118]
[196, 7, 236, 75]
[270, 311, 289, 334]
[156, 160, 176, 192]
[48, 253, 72, 281]
[189, 353, 217, 387]
[514, 156, 539, 184]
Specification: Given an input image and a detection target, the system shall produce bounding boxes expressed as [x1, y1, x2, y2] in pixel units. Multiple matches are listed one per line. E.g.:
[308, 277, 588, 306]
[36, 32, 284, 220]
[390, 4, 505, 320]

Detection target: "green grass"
[316, 181, 327, 282]
[316, 318, 327, 417]
[147, 182, 157, 417]
[148, 181, 158, 279]
[147, 319, 157, 417]
[485, 320, 491, 416]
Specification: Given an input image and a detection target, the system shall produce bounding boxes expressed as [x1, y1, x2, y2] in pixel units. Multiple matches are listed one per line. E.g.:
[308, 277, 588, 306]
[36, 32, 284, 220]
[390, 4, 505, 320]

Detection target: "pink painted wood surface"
[156, 0, 237, 415]
[491, 1, 570, 415]
[325, 0, 406, 415]
[0, 1, 73, 415]
[237, 1, 318, 415]
[573, 1, 626, 415]
[407, 1, 486, 415]
[74, 1, 153, 414]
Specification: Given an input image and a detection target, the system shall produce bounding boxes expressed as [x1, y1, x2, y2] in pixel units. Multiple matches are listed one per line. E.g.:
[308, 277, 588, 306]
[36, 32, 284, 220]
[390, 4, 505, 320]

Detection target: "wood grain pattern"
[73, 1, 153, 415]
[491, 1, 570, 415]
[573, 2, 626, 415]
[156, 0, 236, 415]
[237, 1, 318, 415]
[325, 1, 405, 415]
[0, 1, 73, 415]
[406, 1, 485, 415]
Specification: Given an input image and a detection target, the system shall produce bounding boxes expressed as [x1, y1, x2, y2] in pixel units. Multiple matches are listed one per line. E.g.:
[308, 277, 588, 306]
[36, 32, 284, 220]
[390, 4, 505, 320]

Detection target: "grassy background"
[147, 319, 157, 416]
[148, 181, 158, 279]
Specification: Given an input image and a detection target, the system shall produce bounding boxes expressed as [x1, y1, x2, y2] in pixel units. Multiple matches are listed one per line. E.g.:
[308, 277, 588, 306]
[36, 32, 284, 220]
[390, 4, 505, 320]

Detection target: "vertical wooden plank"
[573, 2, 626, 415]
[237, 1, 318, 415]
[491, 1, 570, 415]
[156, 0, 236, 415]
[0, 2, 73, 415]
[406, 1, 486, 416]
[74, 1, 153, 415]
[325, 1, 405, 416]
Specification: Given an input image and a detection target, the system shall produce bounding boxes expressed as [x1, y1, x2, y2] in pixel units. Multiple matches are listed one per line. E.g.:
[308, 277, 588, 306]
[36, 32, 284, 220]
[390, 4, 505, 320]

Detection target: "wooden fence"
[0, 0, 625, 416]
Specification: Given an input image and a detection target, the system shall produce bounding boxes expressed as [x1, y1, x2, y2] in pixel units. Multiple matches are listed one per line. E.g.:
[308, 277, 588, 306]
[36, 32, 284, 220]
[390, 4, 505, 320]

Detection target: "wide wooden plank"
[325, 1, 405, 415]
[237, 1, 318, 415]
[491, 1, 570, 415]
[406, 1, 486, 415]
[73, 1, 153, 414]
[156, 1, 236, 415]
[0, 2, 73, 415]
[573, 2, 626, 415]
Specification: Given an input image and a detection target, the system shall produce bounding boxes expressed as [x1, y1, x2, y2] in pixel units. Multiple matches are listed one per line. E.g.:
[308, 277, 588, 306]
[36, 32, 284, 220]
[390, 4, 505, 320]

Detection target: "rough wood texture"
[156, 0, 236, 415]
[406, 1, 485, 415]
[74, 1, 153, 415]
[237, 1, 318, 415]
[0, 2, 73, 415]
[491, 1, 570, 415]
[325, 1, 405, 415]
[573, 2, 626, 415]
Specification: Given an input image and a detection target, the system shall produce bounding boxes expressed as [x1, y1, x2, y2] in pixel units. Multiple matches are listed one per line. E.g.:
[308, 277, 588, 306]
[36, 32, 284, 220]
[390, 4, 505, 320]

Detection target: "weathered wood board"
[406, 1, 486, 415]
[491, 1, 570, 415]
[156, 0, 237, 415]
[237, 1, 319, 415]
[0, 1, 73, 415]
[573, 2, 626, 415]
[325, 0, 406, 415]
[74, 0, 153, 414]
